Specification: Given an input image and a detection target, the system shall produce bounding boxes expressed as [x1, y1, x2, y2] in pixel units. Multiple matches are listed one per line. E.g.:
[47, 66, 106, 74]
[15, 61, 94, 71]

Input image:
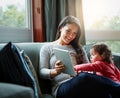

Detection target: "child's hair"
[91, 43, 113, 64]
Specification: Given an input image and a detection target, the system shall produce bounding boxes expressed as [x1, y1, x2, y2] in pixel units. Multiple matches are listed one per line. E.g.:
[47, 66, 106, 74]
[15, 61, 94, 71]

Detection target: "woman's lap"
[56, 72, 120, 98]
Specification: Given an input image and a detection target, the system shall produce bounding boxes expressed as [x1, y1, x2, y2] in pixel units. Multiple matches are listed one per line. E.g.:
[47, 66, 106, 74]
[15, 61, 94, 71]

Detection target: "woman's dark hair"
[55, 15, 84, 64]
[91, 43, 113, 64]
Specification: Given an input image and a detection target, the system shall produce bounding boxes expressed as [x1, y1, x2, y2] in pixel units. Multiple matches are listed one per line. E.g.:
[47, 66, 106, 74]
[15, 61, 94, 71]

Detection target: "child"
[74, 43, 120, 83]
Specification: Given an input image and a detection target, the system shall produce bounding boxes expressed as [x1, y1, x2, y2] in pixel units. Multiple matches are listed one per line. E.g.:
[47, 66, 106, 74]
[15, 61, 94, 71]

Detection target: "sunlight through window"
[82, 0, 120, 30]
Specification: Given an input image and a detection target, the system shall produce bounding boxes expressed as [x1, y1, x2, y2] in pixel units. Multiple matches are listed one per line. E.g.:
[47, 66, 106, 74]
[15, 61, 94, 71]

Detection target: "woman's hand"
[55, 60, 65, 74]
[50, 60, 65, 78]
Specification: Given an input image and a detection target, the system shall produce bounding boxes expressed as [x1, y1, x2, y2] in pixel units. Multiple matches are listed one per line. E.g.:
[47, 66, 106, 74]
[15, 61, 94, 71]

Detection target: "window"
[82, 0, 120, 53]
[0, 0, 33, 42]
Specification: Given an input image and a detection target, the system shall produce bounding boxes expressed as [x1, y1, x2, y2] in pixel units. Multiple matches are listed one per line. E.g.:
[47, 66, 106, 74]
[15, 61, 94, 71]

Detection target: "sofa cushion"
[0, 83, 34, 98]
[0, 42, 39, 98]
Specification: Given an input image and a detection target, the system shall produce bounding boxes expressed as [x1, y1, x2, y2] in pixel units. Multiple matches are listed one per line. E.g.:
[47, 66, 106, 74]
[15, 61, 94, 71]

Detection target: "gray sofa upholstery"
[0, 82, 34, 98]
[0, 42, 120, 98]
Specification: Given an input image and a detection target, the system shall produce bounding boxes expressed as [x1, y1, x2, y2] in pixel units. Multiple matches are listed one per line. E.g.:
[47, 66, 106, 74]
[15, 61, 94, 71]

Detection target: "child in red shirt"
[74, 43, 120, 83]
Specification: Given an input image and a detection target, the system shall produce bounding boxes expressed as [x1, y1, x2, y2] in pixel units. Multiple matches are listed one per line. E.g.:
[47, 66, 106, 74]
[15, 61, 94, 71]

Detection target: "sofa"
[0, 42, 120, 98]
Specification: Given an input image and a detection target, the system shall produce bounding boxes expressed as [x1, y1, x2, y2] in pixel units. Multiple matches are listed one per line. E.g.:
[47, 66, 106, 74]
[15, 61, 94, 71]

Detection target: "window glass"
[82, 0, 120, 30]
[86, 41, 120, 53]
[0, 0, 26, 28]
[82, 0, 120, 53]
[0, 0, 33, 43]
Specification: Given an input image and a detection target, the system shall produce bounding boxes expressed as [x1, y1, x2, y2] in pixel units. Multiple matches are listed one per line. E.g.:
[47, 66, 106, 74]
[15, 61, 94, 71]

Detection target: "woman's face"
[59, 24, 78, 45]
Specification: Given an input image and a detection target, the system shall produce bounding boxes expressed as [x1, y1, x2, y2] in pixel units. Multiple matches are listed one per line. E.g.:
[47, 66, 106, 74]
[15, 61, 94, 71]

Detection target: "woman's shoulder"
[41, 42, 61, 51]
[39, 42, 55, 56]
[42, 42, 53, 47]
[42, 42, 52, 47]
[41, 42, 76, 53]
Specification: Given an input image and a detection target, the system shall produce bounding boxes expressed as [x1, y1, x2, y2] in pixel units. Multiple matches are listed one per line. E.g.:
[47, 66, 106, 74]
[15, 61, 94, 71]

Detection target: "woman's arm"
[39, 44, 52, 79]
[39, 44, 69, 80]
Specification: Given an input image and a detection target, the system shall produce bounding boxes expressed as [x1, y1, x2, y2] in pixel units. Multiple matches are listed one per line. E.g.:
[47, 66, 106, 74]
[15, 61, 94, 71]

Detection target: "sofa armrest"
[0, 82, 34, 98]
[112, 53, 120, 70]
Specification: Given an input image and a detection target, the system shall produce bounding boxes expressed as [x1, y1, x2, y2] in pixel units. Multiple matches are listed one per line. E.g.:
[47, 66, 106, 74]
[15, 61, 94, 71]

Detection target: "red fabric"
[74, 61, 120, 83]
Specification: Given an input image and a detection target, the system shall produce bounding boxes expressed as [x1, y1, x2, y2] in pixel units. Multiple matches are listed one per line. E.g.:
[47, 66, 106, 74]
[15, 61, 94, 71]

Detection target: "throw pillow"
[20, 50, 42, 98]
[0, 42, 39, 98]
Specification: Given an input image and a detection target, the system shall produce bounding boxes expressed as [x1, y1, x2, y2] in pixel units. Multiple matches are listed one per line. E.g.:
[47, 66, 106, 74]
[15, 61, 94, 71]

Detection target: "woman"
[39, 15, 120, 98]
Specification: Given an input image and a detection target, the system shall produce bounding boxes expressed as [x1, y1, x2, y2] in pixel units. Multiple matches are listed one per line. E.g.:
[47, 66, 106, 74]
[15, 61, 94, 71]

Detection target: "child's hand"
[74, 66, 78, 75]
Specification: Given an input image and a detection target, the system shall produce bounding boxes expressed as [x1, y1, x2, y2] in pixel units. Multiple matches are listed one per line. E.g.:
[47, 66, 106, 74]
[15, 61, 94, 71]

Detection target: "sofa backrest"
[112, 53, 120, 70]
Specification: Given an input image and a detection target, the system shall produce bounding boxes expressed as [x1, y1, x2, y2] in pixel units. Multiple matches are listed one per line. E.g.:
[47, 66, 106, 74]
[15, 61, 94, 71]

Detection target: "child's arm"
[74, 62, 102, 74]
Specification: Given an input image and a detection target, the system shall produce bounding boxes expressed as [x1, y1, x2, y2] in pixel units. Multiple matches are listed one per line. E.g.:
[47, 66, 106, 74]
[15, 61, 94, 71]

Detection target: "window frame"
[85, 30, 120, 41]
[0, 0, 33, 43]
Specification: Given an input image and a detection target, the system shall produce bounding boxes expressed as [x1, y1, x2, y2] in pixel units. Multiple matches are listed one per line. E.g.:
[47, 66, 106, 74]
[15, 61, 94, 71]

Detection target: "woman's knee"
[78, 72, 92, 79]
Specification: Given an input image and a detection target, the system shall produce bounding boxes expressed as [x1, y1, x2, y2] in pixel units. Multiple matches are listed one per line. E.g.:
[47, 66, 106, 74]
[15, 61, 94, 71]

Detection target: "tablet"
[53, 48, 76, 76]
